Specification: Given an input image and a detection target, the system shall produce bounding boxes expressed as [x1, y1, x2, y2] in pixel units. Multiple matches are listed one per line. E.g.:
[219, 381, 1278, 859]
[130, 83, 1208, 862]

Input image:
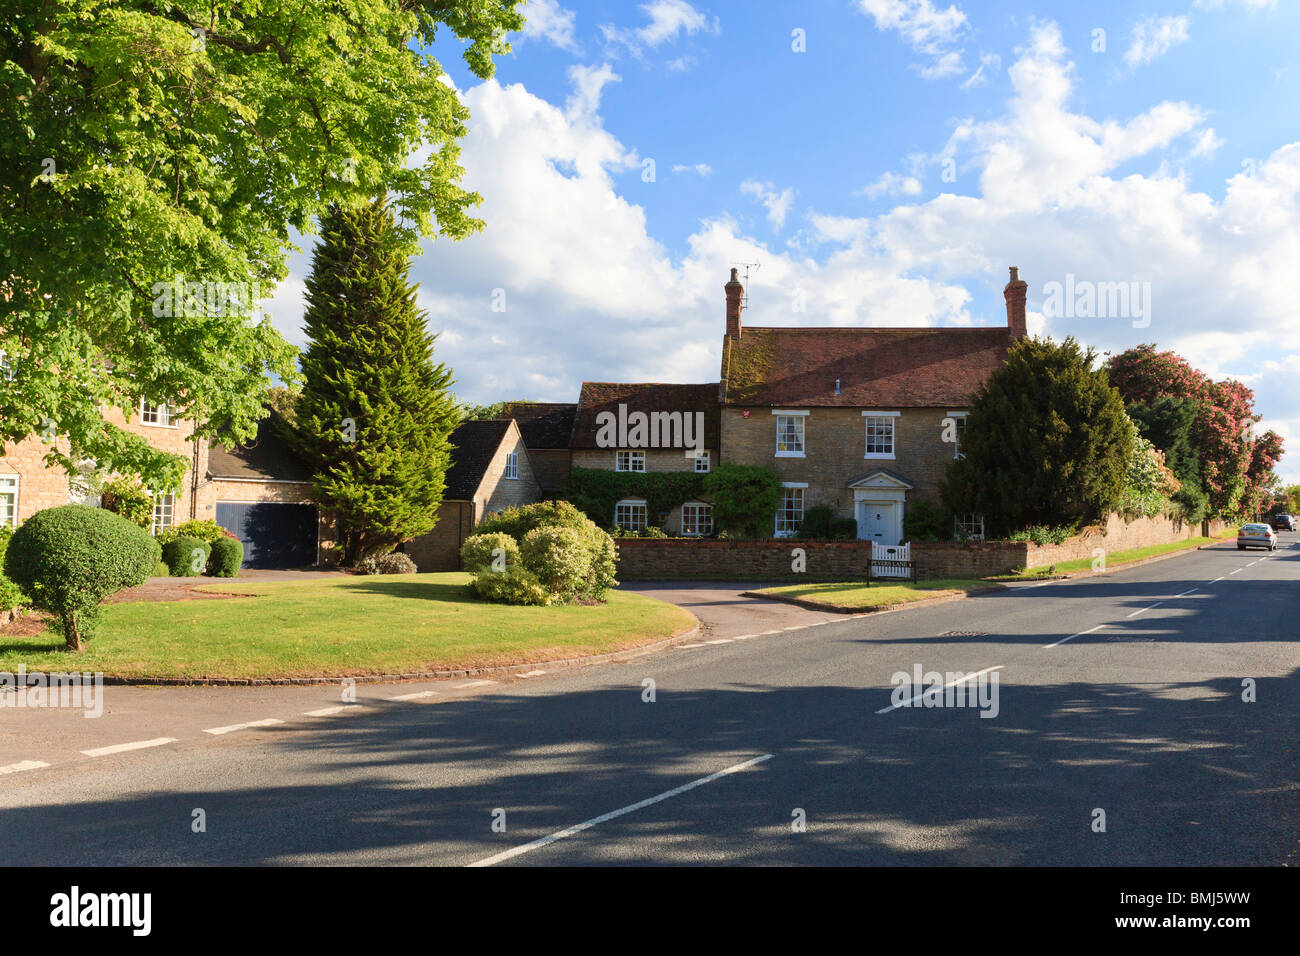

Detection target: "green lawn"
[989, 531, 1236, 581]
[0, 573, 696, 680]
[754, 578, 1001, 611]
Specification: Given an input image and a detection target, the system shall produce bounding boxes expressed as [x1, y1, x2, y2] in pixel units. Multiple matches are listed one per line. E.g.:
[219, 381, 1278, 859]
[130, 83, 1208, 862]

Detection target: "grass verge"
[987, 530, 1238, 581]
[0, 573, 696, 680]
[753, 578, 1001, 612]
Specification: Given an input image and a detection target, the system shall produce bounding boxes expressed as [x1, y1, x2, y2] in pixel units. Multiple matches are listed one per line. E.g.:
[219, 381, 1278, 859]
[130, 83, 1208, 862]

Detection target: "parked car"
[1268, 513, 1296, 531]
[1237, 523, 1278, 551]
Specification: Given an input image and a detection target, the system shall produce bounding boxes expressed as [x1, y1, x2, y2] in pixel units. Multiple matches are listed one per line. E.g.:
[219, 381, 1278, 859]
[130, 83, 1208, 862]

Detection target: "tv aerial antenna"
[731, 261, 760, 311]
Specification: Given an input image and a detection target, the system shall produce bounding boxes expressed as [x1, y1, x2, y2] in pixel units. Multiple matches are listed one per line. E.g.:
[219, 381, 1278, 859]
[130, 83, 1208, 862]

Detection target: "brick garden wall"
[614, 513, 1228, 580]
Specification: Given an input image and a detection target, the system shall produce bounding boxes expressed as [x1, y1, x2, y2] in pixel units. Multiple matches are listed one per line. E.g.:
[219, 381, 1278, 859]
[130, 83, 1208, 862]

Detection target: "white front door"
[858, 501, 896, 542]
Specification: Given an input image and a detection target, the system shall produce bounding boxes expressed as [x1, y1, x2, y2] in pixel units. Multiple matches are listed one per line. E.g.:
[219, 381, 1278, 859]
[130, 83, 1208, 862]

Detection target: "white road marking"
[386, 690, 438, 701]
[81, 737, 177, 758]
[1044, 624, 1107, 649]
[876, 667, 1004, 715]
[677, 643, 706, 649]
[1127, 602, 1163, 618]
[517, 670, 547, 678]
[203, 718, 284, 736]
[782, 626, 804, 631]
[704, 639, 732, 645]
[1174, 587, 1199, 597]
[759, 629, 784, 635]
[1229, 568, 1242, 575]
[0, 760, 51, 774]
[1210, 577, 1225, 583]
[731, 634, 758, 641]
[454, 680, 495, 689]
[302, 706, 353, 717]
[467, 754, 774, 868]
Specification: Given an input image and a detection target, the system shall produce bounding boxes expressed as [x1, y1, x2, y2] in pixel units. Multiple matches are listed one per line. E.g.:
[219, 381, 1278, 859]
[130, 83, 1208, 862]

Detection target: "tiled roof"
[445, 420, 512, 500]
[720, 326, 1014, 407]
[571, 382, 721, 449]
[207, 415, 312, 482]
[499, 402, 577, 449]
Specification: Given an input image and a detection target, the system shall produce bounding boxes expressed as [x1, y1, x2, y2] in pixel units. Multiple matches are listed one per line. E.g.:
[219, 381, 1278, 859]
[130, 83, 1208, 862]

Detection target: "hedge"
[206, 537, 244, 577]
[162, 536, 211, 577]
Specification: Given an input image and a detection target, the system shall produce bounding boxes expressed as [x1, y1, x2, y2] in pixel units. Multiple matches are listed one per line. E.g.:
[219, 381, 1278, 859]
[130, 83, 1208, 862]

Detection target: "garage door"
[216, 502, 318, 569]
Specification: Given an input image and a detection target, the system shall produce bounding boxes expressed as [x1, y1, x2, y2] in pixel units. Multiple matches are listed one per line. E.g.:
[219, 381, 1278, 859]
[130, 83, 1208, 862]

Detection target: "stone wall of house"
[479, 424, 543, 517]
[718, 406, 961, 517]
[1020, 514, 1229, 569]
[572, 447, 718, 474]
[405, 500, 476, 572]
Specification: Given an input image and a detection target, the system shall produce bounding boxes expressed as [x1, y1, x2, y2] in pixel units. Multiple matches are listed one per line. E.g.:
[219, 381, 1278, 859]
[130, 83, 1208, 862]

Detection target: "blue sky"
[266, 0, 1300, 483]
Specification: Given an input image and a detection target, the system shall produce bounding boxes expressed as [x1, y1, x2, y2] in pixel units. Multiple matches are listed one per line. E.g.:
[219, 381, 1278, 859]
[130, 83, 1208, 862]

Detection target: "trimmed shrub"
[472, 566, 550, 606]
[3, 505, 156, 649]
[159, 518, 233, 547]
[828, 517, 858, 540]
[374, 551, 417, 575]
[162, 536, 211, 577]
[470, 501, 617, 604]
[152, 561, 170, 577]
[460, 532, 520, 574]
[100, 477, 155, 530]
[0, 526, 25, 612]
[796, 505, 835, 539]
[207, 537, 244, 577]
[520, 526, 590, 599]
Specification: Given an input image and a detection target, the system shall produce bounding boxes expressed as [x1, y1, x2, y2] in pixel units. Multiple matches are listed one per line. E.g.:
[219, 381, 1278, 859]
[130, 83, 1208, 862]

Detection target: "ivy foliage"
[563, 468, 710, 530]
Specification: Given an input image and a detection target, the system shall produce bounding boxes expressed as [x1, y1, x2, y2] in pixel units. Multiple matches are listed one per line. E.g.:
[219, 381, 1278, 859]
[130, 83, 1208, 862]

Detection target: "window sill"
[864, 453, 896, 460]
[775, 451, 806, 458]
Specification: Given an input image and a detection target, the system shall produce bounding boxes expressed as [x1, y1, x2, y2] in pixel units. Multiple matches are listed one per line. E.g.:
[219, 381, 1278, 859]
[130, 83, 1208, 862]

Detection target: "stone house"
[404, 418, 542, 571]
[569, 381, 721, 535]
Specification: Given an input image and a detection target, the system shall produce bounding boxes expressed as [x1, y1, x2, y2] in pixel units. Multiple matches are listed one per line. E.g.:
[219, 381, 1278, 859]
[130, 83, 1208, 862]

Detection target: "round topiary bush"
[471, 565, 550, 605]
[206, 537, 244, 577]
[2, 504, 157, 649]
[467, 501, 617, 604]
[374, 551, 417, 575]
[162, 536, 211, 577]
[460, 532, 520, 574]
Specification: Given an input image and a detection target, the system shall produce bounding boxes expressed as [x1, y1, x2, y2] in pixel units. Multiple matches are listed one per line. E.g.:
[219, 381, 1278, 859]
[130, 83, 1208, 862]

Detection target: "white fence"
[872, 542, 912, 579]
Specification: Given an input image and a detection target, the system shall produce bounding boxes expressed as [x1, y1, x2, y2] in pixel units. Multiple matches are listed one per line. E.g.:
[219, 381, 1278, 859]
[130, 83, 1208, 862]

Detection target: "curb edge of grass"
[740, 585, 1005, 616]
[91, 618, 704, 687]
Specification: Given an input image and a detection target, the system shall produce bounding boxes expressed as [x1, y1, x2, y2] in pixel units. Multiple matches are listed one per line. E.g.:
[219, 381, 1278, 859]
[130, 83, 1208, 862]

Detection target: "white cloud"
[740, 180, 796, 229]
[519, 0, 579, 53]
[1124, 15, 1191, 69]
[1194, 0, 1276, 10]
[565, 62, 620, 119]
[262, 20, 1300, 479]
[961, 52, 1001, 89]
[860, 171, 924, 199]
[857, 0, 969, 80]
[672, 163, 713, 176]
[1191, 127, 1225, 158]
[601, 0, 718, 57]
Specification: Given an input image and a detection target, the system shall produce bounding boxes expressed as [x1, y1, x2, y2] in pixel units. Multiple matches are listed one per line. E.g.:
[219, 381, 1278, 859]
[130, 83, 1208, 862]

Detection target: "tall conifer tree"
[297, 200, 457, 565]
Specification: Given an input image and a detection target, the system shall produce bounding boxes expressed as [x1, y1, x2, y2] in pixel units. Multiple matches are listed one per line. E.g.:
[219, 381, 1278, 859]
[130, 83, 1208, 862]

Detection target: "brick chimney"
[725, 267, 744, 339]
[1004, 265, 1027, 339]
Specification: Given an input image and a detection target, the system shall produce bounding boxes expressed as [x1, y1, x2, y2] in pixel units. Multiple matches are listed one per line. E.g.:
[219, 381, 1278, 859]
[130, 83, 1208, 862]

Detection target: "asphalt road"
[2, 537, 1296, 866]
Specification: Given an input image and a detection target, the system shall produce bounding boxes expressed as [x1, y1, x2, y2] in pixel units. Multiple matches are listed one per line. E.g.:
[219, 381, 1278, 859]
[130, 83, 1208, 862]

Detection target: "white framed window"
[775, 484, 806, 538]
[0, 474, 18, 528]
[863, 411, 898, 459]
[614, 499, 648, 532]
[955, 514, 984, 541]
[948, 411, 968, 460]
[141, 400, 173, 427]
[681, 502, 713, 537]
[692, 450, 711, 473]
[615, 450, 646, 473]
[504, 451, 519, 480]
[774, 411, 806, 457]
[151, 493, 175, 535]
[0, 351, 14, 382]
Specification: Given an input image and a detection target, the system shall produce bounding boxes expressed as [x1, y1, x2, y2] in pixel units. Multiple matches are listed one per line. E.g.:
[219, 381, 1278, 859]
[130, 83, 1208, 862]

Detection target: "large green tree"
[1, 0, 522, 488]
[296, 199, 457, 565]
[942, 337, 1134, 533]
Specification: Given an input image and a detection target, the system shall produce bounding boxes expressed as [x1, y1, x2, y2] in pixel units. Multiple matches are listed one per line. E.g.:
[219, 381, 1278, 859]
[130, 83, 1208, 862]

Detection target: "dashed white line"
[1174, 587, 1200, 597]
[704, 639, 732, 645]
[386, 690, 438, 701]
[1210, 577, 1225, 583]
[875, 667, 1003, 714]
[203, 717, 284, 736]
[1043, 624, 1107, 649]
[303, 705, 365, 717]
[677, 643, 706, 649]
[80, 737, 177, 757]
[1127, 602, 1163, 618]
[454, 680, 495, 689]
[517, 670, 547, 678]
[0, 760, 51, 774]
[467, 753, 774, 867]
[1229, 568, 1242, 575]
